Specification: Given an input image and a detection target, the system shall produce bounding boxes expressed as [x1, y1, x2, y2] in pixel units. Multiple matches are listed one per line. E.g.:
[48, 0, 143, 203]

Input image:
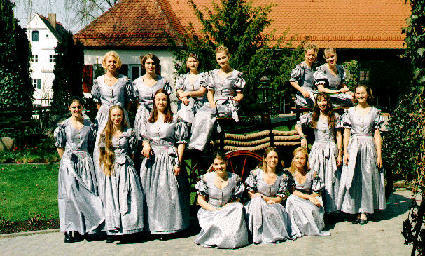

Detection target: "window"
[32, 79, 41, 89]
[30, 55, 38, 62]
[32, 31, 39, 41]
[131, 65, 141, 81]
[49, 55, 56, 62]
[360, 70, 370, 82]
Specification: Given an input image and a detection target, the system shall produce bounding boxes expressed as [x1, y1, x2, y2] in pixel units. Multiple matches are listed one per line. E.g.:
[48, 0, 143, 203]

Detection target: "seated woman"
[244, 147, 294, 244]
[314, 48, 353, 108]
[286, 147, 329, 237]
[98, 105, 145, 243]
[176, 53, 214, 151]
[207, 45, 245, 122]
[289, 43, 319, 108]
[54, 99, 104, 243]
[195, 153, 249, 249]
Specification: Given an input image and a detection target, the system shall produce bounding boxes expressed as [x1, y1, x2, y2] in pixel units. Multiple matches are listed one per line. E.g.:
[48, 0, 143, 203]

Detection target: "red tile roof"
[76, 0, 411, 49]
[75, 0, 185, 47]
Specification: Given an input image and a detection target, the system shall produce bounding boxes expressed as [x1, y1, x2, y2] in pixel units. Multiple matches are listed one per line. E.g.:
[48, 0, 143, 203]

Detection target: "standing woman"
[195, 153, 249, 248]
[244, 147, 294, 244]
[176, 53, 214, 151]
[98, 105, 144, 242]
[207, 45, 245, 122]
[289, 43, 319, 108]
[314, 48, 353, 108]
[139, 89, 190, 238]
[133, 53, 172, 141]
[54, 99, 104, 243]
[286, 147, 329, 237]
[295, 93, 343, 214]
[337, 85, 385, 224]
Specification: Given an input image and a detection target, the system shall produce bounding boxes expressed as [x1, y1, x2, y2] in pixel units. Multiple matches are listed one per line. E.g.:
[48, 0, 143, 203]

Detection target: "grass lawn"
[0, 163, 59, 222]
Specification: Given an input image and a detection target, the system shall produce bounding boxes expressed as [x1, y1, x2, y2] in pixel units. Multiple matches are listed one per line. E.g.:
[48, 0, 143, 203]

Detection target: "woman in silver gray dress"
[286, 147, 329, 237]
[289, 43, 318, 108]
[98, 105, 144, 242]
[244, 147, 293, 244]
[195, 153, 249, 248]
[207, 45, 245, 122]
[139, 89, 190, 237]
[296, 93, 343, 214]
[337, 85, 385, 224]
[314, 48, 353, 108]
[54, 99, 104, 243]
[176, 54, 214, 151]
[133, 53, 172, 141]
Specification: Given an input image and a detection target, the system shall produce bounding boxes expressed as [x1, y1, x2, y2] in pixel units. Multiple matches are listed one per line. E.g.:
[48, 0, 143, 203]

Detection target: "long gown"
[175, 72, 215, 151]
[98, 128, 145, 235]
[195, 172, 249, 248]
[286, 170, 329, 237]
[290, 62, 316, 108]
[207, 69, 245, 122]
[139, 117, 190, 234]
[244, 168, 293, 244]
[133, 75, 172, 141]
[337, 107, 386, 214]
[298, 112, 342, 213]
[54, 118, 104, 234]
[314, 64, 353, 107]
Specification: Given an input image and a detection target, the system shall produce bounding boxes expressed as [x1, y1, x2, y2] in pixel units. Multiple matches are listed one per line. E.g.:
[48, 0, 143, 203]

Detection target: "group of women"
[53, 44, 386, 248]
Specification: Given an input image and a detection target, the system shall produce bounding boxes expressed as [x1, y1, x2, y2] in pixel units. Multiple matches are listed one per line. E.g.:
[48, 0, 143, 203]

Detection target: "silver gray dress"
[286, 170, 329, 237]
[244, 168, 293, 244]
[176, 73, 215, 151]
[298, 112, 342, 213]
[195, 172, 249, 248]
[314, 64, 353, 107]
[139, 118, 190, 234]
[54, 118, 104, 234]
[337, 107, 386, 214]
[207, 69, 245, 122]
[133, 76, 172, 140]
[290, 62, 316, 108]
[99, 128, 145, 235]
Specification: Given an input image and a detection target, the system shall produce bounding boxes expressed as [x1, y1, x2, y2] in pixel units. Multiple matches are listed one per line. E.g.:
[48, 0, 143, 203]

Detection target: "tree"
[65, 0, 119, 29]
[0, 0, 33, 135]
[170, 0, 303, 114]
[50, 30, 84, 120]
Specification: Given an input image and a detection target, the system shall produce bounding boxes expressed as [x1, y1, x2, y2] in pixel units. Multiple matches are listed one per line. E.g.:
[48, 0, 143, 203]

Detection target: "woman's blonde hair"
[99, 105, 129, 176]
[289, 147, 309, 174]
[215, 45, 229, 55]
[102, 51, 122, 70]
[323, 48, 337, 59]
[304, 43, 318, 55]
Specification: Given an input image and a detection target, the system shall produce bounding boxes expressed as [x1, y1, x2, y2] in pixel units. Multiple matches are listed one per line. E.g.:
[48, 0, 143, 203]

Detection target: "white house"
[26, 13, 66, 106]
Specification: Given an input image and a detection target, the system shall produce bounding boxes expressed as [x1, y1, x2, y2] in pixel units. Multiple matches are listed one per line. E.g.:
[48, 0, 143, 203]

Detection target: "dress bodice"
[298, 112, 341, 143]
[196, 172, 244, 207]
[207, 69, 245, 99]
[288, 170, 323, 194]
[91, 75, 133, 107]
[245, 168, 289, 197]
[142, 118, 188, 149]
[133, 76, 171, 110]
[54, 118, 95, 153]
[314, 64, 345, 90]
[110, 129, 136, 157]
[342, 107, 384, 136]
[176, 73, 208, 102]
[289, 62, 315, 89]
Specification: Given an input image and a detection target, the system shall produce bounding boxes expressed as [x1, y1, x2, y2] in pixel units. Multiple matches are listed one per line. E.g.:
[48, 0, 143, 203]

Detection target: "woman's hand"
[300, 88, 310, 98]
[309, 196, 322, 207]
[233, 94, 243, 102]
[344, 153, 349, 165]
[179, 91, 189, 98]
[337, 153, 342, 166]
[173, 165, 181, 175]
[376, 154, 383, 168]
[181, 97, 190, 106]
[141, 144, 151, 158]
[340, 87, 350, 93]
[210, 102, 216, 109]
[301, 138, 307, 148]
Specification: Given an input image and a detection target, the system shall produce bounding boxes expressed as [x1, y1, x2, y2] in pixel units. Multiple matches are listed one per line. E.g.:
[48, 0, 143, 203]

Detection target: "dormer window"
[32, 31, 39, 41]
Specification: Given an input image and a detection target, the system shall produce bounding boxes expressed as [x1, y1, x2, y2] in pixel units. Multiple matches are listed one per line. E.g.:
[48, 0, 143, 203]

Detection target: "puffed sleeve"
[98, 133, 106, 149]
[234, 71, 245, 92]
[88, 122, 97, 154]
[335, 113, 343, 129]
[245, 169, 258, 192]
[163, 79, 173, 95]
[125, 78, 135, 104]
[311, 172, 324, 193]
[206, 70, 215, 91]
[337, 65, 346, 84]
[195, 175, 208, 197]
[341, 109, 352, 128]
[373, 109, 385, 130]
[297, 112, 313, 128]
[128, 129, 138, 155]
[314, 66, 327, 86]
[289, 64, 303, 83]
[174, 120, 189, 144]
[232, 175, 245, 200]
[199, 72, 208, 88]
[54, 122, 67, 148]
[175, 75, 185, 90]
[276, 173, 290, 199]
[91, 77, 101, 103]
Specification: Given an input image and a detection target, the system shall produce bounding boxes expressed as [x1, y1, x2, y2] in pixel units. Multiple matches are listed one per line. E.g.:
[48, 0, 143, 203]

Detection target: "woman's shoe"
[64, 232, 74, 243]
[359, 219, 368, 225]
[105, 236, 115, 243]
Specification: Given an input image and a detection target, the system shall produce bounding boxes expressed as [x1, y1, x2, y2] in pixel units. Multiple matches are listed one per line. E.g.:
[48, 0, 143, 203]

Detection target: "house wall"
[27, 15, 57, 106]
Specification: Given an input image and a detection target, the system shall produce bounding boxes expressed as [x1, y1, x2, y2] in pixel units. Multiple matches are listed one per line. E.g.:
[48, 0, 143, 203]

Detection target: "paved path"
[0, 189, 415, 256]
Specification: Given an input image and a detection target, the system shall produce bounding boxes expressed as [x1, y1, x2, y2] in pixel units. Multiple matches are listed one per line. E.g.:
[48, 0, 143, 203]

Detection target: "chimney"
[48, 13, 56, 29]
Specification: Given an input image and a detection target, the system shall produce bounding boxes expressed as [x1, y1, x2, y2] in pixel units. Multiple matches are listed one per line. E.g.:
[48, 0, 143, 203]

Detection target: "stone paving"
[0, 189, 415, 256]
